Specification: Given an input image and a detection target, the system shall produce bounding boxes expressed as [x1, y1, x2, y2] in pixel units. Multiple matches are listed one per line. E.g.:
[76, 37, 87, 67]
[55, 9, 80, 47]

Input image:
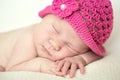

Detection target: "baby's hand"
[39, 58, 64, 76]
[56, 55, 86, 78]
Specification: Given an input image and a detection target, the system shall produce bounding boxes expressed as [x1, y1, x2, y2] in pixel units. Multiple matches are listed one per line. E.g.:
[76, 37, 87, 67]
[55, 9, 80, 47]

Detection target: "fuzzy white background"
[0, 0, 52, 32]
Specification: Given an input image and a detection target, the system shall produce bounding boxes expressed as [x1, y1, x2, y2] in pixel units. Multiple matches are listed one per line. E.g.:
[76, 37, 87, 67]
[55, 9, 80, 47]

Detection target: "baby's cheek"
[61, 49, 77, 57]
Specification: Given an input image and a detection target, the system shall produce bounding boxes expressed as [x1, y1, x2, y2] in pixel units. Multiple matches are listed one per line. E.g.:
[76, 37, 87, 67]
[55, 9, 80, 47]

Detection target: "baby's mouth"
[38, 44, 51, 56]
[38, 44, 57, 61]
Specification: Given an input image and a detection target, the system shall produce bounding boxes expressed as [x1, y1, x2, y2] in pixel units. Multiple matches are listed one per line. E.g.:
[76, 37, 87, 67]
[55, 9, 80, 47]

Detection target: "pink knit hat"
[39, 0, 113, 56]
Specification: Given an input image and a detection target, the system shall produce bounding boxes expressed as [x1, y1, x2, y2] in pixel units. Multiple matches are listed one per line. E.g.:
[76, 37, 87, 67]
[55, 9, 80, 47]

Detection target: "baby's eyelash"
[67, 43, 76, 52]
[51, 24, 59, 34]
[67, 43, 79, 53]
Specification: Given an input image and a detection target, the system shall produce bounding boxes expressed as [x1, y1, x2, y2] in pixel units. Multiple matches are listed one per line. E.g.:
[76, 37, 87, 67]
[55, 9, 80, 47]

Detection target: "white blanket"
[0, 0, 120, 80]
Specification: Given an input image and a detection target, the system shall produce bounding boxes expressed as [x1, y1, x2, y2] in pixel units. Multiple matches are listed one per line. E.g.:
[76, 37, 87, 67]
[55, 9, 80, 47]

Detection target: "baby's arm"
[80, 51, 102, 65]
[6, 57, 43, 72]
[56, 51, 102, 78]
[6, 57, 63, 76]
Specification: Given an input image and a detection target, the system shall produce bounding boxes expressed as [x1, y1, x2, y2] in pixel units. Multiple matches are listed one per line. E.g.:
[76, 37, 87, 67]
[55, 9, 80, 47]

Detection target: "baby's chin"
[47, 56, 63, 61]
[49, 57, 61, 61]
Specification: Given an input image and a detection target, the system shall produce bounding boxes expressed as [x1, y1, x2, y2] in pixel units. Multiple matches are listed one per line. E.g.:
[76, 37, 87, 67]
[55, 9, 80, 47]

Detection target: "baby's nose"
[49, 39, 61, 51]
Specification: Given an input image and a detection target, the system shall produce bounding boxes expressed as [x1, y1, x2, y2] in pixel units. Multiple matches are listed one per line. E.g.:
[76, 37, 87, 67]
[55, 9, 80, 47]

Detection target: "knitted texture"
[39, 0, 113, 56]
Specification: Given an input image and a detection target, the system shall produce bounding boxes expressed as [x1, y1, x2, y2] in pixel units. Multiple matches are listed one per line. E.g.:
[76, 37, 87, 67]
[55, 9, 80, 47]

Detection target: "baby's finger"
[54, 71, 65, 76]
[78, 64, 85, 74]
[56, 60, 65, 71]
[50, 68, 65, 76]
[69, 64, 77, 78]
[61, 61, 71, 75]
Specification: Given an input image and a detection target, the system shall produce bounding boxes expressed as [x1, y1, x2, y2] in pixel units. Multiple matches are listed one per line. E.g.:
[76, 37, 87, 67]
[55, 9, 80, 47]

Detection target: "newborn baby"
[0, 14, 90, 75]
[0, 0, 113, 78]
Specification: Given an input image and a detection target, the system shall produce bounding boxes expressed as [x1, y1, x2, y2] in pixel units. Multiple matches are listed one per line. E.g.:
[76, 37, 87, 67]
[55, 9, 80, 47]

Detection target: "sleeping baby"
[0, 0, 113, 78]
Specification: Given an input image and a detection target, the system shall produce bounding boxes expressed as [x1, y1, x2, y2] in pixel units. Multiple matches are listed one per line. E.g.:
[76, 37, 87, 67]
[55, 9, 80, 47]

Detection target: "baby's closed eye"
[49, 24, 59, 34]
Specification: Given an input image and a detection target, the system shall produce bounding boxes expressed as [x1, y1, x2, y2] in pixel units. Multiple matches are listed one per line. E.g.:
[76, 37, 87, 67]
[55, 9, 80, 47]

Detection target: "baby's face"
[34, 14, 89, 61]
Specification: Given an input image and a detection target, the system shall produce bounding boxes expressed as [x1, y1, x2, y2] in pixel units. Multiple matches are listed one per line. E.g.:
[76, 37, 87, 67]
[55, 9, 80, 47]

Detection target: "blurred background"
[0, 0, 52, 32]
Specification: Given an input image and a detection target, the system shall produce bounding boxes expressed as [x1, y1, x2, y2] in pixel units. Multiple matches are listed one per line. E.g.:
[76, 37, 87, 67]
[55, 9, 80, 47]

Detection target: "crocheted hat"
[39, 0, 113, 56]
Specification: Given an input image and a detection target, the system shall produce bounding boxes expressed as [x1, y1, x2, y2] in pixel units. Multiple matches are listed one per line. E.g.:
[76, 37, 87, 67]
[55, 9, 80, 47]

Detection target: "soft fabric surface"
[0, 0, 120, 80]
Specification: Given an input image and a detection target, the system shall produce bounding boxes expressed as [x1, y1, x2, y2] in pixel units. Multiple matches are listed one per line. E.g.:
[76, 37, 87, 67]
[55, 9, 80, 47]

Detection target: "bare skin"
[0, 14, 101, 77]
